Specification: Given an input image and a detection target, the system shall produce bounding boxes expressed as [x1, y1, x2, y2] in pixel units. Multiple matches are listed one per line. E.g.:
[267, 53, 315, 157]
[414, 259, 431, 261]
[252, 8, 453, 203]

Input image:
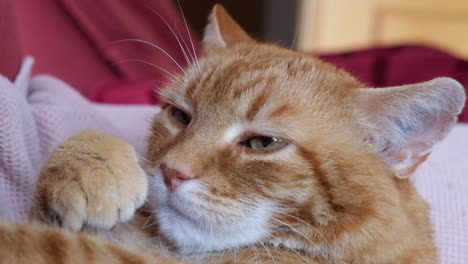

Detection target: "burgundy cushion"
[319, 45, 468, 123]
[7, 0, 198, 96]
[89, 80, 160, 105]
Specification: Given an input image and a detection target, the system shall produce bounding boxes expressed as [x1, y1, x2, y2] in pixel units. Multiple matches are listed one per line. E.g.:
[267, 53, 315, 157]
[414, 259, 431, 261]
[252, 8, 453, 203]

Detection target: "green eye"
[170, 107, 191, 126]
[240, 136, 287, 152]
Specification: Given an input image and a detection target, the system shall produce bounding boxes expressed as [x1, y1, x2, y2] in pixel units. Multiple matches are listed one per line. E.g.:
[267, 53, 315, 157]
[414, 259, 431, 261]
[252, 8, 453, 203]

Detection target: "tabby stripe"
[78, 235, 96, 262]
[41, 230, 69, 264]
[244, 76, 277, 121]
[296, 146, 340, 213]
[268, 104, 293, 119]
[232, 77, 265, 99]
[184, 80, 198, 99]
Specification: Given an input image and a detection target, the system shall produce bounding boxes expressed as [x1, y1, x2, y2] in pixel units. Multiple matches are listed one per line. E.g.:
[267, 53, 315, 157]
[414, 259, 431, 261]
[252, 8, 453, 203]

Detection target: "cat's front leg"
[30, 130, 148, 232]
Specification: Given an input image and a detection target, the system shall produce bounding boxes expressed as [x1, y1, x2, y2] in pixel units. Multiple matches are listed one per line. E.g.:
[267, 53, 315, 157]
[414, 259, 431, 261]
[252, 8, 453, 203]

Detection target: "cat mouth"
[163, 195, 237, 232]
[154, 189, 276, 253]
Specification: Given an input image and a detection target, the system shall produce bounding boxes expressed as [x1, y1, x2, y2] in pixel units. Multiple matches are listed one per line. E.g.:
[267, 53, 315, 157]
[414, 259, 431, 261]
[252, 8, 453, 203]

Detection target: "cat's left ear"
[203, 4, 253, 48]
[354, 78, 466, 178]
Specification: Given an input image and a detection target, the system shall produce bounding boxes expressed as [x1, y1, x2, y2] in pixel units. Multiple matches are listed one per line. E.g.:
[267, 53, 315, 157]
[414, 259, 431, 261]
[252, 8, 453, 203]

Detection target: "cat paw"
[32, 131, 148, 231]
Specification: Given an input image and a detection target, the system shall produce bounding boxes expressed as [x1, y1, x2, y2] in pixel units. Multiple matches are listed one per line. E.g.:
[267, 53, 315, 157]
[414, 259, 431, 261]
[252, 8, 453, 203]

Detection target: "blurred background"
[0, 0, 467, 122]
[177, 0, 299, 48]
[179, 0, 468, 58]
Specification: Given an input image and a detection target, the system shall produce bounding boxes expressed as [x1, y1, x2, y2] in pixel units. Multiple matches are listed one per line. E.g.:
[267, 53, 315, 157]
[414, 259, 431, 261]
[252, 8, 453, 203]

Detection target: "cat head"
[146, 4, 466, 256]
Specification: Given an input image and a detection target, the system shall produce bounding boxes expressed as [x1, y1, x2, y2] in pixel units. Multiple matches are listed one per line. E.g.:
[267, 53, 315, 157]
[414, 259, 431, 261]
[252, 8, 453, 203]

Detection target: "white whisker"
[175, 26, 196, 70]
[276, 211, 331, 259]
[250, 244, 261, 264]
[277, 212, 327, 242]
[137, 154, 151, 165]
[115, 59, 179, 80]
[142, 212, 156, 229]
[142, 218, 152, 229]
[260, 242, 278, 264]
[112, 39, 187, 74]
[271, 217, 328, 258]
[289, 17, 300, 50]
[176, 0, 201, 74]
[266, 233, 312, 264]
[148, 8, 195, 71]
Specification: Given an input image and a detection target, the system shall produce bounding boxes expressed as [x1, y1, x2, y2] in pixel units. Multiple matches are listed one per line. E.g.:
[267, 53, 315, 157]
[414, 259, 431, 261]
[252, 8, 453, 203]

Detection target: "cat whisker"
[148, 8, 195, 71]
[276, 211, 328, 242]
[278, 212, 331, 259]
[289, 16, 300, 50]
[265, 233, 312, 264]
[141, 211, 161, 230]
[142, 218, 159, 230]
[137, 155, 150, 163]
[111, 39, 187, 75]
[174, 26, 198, 75]
[271, 217, 328, 259]
[142, 221, 157, 230]
[259, 242, 278, 264]
[115, 59, 179, 80]
[176, 0, 201, 74]
[142, 213, 153, 229]
[249, 244, 261, 264]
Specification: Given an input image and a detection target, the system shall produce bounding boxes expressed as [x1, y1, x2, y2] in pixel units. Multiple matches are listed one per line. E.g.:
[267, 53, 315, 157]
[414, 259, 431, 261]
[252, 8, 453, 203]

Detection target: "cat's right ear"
[354, 78, 466, 178]
[203, 4, 253, 48]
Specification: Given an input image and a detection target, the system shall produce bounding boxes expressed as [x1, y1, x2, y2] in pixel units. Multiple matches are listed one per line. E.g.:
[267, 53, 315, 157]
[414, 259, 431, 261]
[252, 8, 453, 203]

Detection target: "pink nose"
[160, 163, 191, 191]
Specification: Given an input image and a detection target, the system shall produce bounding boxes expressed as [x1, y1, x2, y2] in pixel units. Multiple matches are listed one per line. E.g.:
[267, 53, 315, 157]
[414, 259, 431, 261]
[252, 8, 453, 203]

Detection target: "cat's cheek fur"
[147, 170, 276, 254]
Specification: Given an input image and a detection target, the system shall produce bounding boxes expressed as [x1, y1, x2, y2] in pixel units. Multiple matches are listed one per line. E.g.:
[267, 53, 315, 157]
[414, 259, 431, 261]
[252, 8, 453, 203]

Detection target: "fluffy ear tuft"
[203, 4, 253, 48]
[354, 78, 466, 178]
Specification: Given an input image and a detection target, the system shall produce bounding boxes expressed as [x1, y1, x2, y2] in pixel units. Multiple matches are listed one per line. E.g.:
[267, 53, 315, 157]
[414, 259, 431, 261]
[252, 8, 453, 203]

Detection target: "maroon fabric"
[3, 0, 198, 97]
[61, 0, 200, 87]
[319, 45, 468, 123]
[14, 0, 118, 95]
[0, 0, 23, 80]
[89, 80, 160, 105]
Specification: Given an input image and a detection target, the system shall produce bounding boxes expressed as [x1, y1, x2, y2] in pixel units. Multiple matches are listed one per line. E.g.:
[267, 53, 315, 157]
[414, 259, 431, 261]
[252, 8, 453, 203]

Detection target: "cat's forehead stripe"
[245, 90, 269, 121]
[231, 77, 265, 100]
[183, 78, 199, 99]
[268, 104, 294, 119]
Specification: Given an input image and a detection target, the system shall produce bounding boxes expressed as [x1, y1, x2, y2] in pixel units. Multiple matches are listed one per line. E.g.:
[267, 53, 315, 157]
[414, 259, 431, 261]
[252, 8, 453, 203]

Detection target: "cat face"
[146, 38, 369, 254]
[146, 4, 465, 257]
[147, 45, 342, 253]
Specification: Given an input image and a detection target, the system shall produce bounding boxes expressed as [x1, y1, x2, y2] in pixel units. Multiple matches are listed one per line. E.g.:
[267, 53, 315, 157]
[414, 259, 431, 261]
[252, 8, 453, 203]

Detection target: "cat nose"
[160, 163, 192, 191]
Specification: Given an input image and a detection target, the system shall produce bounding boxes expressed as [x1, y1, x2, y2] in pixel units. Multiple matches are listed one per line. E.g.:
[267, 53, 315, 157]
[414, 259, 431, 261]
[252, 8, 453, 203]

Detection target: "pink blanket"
[0, 58, 466, 263]
[0, 57, 159, 220]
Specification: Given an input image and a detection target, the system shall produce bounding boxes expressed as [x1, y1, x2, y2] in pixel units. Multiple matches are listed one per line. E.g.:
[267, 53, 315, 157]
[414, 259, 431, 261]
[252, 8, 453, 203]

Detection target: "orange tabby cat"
[1, 4, 465, 264]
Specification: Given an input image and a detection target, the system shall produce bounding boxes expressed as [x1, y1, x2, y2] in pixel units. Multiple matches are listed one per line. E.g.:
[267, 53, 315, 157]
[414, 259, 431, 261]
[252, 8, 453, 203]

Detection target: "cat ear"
[203, 4, 253, 48]
[354, 78, 466, 178]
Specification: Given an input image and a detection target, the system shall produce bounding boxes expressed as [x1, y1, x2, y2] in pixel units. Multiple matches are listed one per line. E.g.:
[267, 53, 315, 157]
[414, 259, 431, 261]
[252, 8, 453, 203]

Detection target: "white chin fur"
[147, 171, 275, 254]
